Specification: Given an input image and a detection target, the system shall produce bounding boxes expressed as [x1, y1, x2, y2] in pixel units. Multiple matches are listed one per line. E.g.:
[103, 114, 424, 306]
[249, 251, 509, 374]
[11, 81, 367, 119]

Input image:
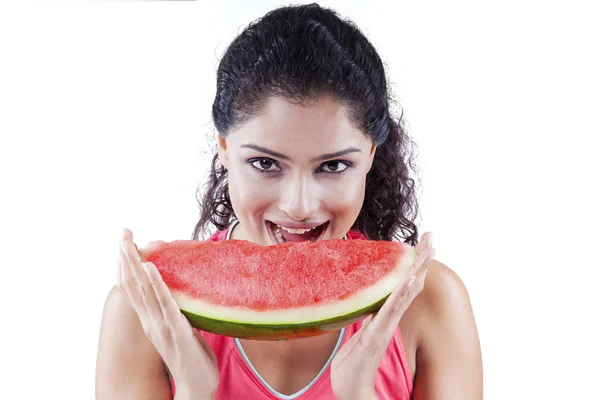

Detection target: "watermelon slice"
[139, 238, 415, 340]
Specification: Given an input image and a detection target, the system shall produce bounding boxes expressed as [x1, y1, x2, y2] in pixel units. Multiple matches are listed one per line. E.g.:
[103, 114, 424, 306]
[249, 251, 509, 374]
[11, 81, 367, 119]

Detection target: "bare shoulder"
[403, 259, 466, 328]
[96, 286, 172, 400]
[410, 259, 483, 399]
[416, 259, 471, 321]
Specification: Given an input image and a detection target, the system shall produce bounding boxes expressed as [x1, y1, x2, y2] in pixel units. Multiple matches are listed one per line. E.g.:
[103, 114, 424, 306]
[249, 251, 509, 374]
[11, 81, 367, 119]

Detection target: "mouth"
[266, 220, 329, 245]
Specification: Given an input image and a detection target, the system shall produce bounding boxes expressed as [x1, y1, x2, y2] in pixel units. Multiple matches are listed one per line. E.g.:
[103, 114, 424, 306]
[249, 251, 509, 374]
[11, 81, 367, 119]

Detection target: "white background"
[1, 0, 598, 398]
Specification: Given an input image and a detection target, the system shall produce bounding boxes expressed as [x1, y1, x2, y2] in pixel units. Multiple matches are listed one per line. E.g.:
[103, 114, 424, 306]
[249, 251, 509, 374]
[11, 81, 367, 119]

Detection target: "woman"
[96, 4, 483, 399]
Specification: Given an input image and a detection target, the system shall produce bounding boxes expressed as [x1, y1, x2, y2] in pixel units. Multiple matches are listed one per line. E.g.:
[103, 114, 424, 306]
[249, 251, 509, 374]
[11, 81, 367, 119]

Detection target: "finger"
[119, 228, 134, 280]
[116, 238, 122, 287]
[412, 244, 434, 277]
[117, 229, 129, 287]
[364, 246, 435, 341]
[117, 242, 127, 294]
[407, 246, 435, 291]
[407, 248, 436, 292]
[117, 230, 138, 297]
[415, 231, 431, 254]
[119, 241, 145, 314]
[122, 227, 134, 241]
[359, 237, 426, 328]
[357, 313, 375, 333]
[408, 247, 436, 298]
[143, 261, 183, 330]
[121, 232, 162, 319]
[409, 236, 434, 277]
[116, 234, 122, 286]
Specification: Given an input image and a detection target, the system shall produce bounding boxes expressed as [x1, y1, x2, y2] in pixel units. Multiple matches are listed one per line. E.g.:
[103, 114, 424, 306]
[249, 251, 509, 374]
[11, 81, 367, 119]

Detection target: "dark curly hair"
[193, 3, 421, 245]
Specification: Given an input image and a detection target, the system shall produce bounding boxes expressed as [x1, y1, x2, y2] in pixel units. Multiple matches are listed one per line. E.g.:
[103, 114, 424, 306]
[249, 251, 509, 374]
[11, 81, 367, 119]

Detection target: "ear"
[368, 144, 376, 171]
[217, 136, 229, 170]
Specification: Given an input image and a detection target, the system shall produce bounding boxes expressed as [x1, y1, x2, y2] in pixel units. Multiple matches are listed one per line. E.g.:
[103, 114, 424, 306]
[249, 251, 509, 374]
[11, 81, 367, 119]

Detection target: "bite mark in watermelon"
[140, 238, 415, 340]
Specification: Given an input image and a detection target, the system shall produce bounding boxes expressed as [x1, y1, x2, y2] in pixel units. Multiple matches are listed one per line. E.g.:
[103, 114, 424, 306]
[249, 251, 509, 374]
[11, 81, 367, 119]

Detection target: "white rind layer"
[174, 248, 415, 324]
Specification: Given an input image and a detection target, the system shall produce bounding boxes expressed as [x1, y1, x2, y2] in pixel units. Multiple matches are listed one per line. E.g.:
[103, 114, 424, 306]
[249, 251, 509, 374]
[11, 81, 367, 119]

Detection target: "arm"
[95, 286, 173, 400]
[412, 261, 483, 399]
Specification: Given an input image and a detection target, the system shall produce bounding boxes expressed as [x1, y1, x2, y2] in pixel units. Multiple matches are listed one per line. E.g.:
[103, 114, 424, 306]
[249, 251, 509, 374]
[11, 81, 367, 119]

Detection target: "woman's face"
[218, 96, 375, 246]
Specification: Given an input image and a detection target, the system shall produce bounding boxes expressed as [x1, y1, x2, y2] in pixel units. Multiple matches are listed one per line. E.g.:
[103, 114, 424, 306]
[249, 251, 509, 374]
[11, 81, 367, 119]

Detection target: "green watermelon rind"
[142, 239, 416, 340]
[174, 248, 415, 340]
[180, 294, 389, 340]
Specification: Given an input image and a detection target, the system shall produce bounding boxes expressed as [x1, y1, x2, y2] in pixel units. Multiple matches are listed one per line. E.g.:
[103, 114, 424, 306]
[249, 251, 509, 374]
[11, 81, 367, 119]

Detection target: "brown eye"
[250, 158, 280, 173]
[320, 161, 349, 173]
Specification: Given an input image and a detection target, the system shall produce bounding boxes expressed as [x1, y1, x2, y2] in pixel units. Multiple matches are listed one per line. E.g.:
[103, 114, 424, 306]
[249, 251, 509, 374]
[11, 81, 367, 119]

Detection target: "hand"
[330, 232, 435, 400]
[116, 228, 219, 398]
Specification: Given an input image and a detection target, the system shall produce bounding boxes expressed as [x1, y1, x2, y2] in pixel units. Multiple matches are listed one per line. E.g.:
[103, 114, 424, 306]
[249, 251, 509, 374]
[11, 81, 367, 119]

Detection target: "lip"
[269, 220, 328, 229]
[265, 220, 329, 245]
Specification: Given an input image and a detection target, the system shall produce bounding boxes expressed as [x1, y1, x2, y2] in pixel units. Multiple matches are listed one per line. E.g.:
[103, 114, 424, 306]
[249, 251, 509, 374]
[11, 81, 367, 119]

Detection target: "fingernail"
[429, 232, 433, 247]
[120, 241, 129, 258]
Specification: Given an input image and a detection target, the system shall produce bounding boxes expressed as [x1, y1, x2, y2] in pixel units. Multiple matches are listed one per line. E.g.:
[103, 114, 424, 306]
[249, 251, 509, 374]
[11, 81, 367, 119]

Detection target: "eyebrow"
[240, 144, 362, 162]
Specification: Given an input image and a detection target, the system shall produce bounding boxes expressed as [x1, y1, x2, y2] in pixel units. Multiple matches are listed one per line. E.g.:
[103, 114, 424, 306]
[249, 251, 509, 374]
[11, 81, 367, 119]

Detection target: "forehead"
[228, 96, 371, 157]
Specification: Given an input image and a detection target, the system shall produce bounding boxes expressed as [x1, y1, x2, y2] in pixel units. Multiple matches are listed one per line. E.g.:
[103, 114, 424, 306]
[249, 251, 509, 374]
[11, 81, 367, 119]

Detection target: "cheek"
[228, 166, 277, 211]
[320, 174, 367, 216]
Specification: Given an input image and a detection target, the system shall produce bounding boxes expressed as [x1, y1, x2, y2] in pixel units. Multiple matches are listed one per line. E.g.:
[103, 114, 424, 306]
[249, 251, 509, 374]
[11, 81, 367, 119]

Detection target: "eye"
[319, 161, 351, 174]
[249, 158, 281, 173]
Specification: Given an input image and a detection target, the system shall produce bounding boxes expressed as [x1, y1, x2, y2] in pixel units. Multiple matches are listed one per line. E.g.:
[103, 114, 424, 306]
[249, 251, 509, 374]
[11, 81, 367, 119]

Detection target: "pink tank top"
[171, 221, 413, 399]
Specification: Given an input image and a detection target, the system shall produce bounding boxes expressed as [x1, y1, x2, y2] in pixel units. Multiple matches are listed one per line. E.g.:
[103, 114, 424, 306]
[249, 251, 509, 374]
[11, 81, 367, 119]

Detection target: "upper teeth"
[277, 225, 315, 235]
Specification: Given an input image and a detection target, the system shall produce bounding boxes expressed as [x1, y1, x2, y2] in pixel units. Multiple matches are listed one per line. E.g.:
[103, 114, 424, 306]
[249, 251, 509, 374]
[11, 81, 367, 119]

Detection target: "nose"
[279, 175, 318, 221]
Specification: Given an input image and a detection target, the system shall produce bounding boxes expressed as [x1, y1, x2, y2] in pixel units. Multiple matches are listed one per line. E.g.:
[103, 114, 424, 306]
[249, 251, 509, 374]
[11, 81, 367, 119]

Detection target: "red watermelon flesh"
[140, 238, 415, 339]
